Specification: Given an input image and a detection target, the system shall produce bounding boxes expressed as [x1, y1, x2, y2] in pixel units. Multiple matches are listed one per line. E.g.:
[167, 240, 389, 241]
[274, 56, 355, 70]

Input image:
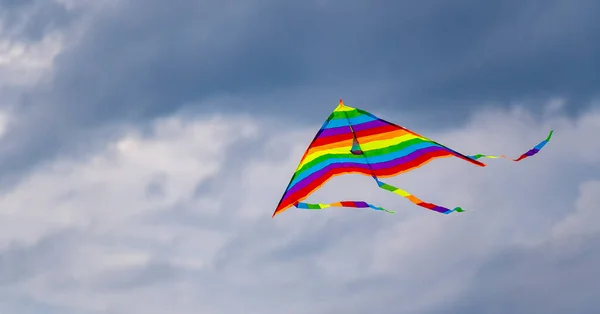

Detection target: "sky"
[0, 1, 599, 313]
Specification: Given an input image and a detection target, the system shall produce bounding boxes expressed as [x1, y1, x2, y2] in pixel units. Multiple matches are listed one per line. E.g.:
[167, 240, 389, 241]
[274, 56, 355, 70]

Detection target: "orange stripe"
[406, 195, 422, 204]
[307, 129, 414, 155]
[273, 152, 456, 217]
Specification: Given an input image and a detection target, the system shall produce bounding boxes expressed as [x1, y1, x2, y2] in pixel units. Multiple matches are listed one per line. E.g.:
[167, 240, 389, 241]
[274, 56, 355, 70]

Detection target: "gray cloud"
[3, 0, 600, 186]
[0, 228, 79, 286]
[48, 0, 600, 120]
[0, 0, 74, 41]
[444, 233, 600, 314]
[0, 104, 596, 313]
[0, 1, 598, 313]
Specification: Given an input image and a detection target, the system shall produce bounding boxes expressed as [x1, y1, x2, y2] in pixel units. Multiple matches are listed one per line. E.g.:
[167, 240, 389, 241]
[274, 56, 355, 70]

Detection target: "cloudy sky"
[0, 0, 599, 313]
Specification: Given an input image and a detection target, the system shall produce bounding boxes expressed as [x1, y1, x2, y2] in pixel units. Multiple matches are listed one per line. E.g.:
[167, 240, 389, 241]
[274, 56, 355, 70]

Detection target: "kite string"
[343, 111, 377, 174]
[339, 111, 463, 214]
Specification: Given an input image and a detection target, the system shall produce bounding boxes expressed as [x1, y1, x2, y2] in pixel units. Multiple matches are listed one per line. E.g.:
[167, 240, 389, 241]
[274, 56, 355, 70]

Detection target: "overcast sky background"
[0, 1, 599, 313]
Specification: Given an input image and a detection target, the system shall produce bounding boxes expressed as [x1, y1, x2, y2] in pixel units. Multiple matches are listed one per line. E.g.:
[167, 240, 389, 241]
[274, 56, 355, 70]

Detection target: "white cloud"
[0, 31, 63, 86]
[552, 180, 600, 238]
[0, 0, 115, 88]
[0, 101, 597, 313]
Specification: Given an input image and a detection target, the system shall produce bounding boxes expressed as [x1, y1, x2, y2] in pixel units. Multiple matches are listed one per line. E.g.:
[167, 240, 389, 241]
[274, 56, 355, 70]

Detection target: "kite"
[272, 99, 553, 217]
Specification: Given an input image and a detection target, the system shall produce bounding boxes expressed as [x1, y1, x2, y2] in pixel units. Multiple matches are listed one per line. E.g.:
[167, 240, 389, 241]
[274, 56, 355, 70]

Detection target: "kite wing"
[273, 99, 552, 217]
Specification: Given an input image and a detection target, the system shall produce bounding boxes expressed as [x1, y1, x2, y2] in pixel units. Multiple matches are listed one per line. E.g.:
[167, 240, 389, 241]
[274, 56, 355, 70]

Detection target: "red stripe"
[311, 132, 353, 148]
[274, 149, 453, 214]
[312, 124, 404, 148]
[355, 123, 405, 139]
[418, 202, 436, 209]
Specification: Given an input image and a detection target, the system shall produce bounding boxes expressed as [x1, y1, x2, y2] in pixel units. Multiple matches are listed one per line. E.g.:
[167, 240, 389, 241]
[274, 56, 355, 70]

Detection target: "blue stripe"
[325, 114, 375, 128]
[290, 141, 438, 188]
[533, 139, 549, 150]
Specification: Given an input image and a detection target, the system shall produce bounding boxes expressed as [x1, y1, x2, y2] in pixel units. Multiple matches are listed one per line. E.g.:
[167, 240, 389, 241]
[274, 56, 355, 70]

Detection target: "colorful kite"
[272, 99, 553, 217]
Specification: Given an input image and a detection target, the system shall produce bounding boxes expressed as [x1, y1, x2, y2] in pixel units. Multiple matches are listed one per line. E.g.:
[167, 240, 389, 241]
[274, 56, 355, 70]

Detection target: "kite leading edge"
[272, 99, 553, 217]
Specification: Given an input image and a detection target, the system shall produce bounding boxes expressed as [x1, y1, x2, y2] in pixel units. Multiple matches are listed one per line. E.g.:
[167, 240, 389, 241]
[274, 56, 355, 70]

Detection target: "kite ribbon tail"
[372, 176, 464, 214]
[294, 201, 395, 214]
[467, 130, 553, 162]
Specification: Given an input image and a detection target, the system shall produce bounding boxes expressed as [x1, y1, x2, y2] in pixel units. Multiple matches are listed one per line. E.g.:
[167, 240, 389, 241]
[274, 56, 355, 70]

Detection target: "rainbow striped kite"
[272, 99, 553, 217]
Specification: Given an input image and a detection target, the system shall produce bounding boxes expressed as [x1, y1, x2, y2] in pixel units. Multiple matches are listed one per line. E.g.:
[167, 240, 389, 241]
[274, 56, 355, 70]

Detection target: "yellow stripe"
[298, 132, 421, 168]
[334, 104, 355, 112]
[298, 145, 354, 169]
[359, 134, 419, 151]
[393, 189, 410, 197]
[307, 129, 409, 155]
[358, 129, 409, 142]
[308, 139, 354, 153]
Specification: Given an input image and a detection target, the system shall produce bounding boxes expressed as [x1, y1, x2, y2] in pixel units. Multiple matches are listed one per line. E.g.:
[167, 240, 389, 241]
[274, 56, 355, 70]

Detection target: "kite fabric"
[272, 99, 553, 217]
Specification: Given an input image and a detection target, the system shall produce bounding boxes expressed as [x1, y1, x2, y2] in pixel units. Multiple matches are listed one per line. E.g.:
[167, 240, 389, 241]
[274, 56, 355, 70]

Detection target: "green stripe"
[329, 108, 364, 120]
[296, 137, 433, 176]
[378, 182, 396, 192]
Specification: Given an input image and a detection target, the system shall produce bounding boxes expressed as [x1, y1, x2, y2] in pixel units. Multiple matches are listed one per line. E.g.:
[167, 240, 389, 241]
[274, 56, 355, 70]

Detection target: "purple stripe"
[431, 206, 448, 213]
[352, 119, 388, 132]
[524, 148, 539, 157]
[319, 119, 387, 138]
[284, 146, 445, 199]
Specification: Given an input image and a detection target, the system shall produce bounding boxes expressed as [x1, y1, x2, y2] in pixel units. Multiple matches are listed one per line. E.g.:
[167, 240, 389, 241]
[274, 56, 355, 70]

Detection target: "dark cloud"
[2, 0, 599, 186]
[47, 0, 600, 121]
[0, 2, 598, 310]
[0, 0, 74, 41]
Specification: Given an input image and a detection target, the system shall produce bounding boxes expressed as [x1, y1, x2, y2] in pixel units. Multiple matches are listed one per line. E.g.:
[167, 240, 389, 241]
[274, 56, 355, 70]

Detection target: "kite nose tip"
[339, 97, 344, 106]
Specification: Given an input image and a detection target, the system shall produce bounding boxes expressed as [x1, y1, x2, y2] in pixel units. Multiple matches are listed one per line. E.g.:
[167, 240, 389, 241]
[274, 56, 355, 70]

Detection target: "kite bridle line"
[340, 104, 465, 214]
[342, 109, 379, 182]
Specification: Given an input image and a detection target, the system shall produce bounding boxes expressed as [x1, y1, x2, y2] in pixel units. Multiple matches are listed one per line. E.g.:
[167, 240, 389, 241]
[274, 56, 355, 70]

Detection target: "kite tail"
[372, 176, 464, 214]
[295, 201, 395, 213]
[467, 130, 553, 162]
[294, 176, 464, 215]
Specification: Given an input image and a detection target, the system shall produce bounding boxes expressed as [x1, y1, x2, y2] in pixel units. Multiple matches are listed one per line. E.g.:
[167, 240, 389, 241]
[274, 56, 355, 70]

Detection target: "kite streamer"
[273, 99, 552, 217]
[467, 130, 553, 161]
